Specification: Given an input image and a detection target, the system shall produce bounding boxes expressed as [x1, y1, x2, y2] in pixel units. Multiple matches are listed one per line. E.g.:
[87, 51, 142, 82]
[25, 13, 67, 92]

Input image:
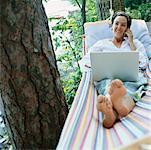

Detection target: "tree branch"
[74, 0, 82, 9]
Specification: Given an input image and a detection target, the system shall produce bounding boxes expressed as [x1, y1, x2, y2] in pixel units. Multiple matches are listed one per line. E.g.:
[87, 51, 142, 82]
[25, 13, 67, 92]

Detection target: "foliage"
[70, 0, 98, 22]
[51, 14, 83, 108]
[86, 0, 98, 22]
[125, 7, 141, 19]
[124, 0, 148, 9]
[138, 3, 151, 21]
[50, 0, 97, 108]
[125, 3, 151, 21]
[0, 112, 13, 149]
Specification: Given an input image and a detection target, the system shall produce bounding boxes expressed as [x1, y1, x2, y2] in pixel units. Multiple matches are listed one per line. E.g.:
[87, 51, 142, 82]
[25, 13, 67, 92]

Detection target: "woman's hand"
[125, 29, 136, 51]
[125, 29, 133, 42]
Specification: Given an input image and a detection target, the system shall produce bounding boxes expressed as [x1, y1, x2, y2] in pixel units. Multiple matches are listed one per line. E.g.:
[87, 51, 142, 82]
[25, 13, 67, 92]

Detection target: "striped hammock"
[57, 63, 151, 150]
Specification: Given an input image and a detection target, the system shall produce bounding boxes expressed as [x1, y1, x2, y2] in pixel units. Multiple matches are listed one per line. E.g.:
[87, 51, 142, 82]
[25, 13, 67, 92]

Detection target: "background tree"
[0, 0, 68, 149]
[113, 0, 125, 12]
[72, 0, 86, 33]
[96, 0, 111, 20]
[96, 0, 125, 20]
[124, 0, 148, 9]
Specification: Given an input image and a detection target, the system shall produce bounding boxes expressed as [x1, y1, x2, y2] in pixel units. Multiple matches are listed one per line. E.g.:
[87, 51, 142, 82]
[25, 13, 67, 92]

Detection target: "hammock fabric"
[57, 64, 151, 150]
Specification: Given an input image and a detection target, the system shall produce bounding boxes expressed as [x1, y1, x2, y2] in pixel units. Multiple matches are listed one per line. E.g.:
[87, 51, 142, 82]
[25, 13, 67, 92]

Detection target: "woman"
[79, 12, 149, 128]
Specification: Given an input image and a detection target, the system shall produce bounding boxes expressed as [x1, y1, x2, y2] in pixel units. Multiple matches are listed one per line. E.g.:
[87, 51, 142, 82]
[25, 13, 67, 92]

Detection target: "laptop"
[90, 51, 139, 81]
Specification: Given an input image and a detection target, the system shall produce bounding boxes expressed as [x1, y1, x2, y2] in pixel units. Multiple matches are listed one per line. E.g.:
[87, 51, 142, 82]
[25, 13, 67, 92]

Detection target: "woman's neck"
[112, 37, 124, 48]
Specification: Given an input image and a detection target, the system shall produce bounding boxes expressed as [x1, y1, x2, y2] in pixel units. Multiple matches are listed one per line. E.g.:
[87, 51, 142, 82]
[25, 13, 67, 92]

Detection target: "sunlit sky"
[43, 0, 79, 18]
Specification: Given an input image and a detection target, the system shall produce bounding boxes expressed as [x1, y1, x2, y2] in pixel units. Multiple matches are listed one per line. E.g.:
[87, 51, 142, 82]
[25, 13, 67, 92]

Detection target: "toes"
[108, 79, 122, 94]
[97, 95, 104, 103]
[115, 79, 123, 87]
[97, 95, 105, 111]
[97, 95, 113, 112]
[105, 98, 112, 109]
[108, 85, 113, 95]
[111, 79, 123, 88]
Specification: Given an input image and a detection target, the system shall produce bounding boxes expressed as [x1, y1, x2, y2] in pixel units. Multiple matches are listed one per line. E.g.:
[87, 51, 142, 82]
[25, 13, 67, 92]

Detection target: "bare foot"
[97, 95, 116, 128]
[108, 79, 126, 97]
[108, 79, 134, 117]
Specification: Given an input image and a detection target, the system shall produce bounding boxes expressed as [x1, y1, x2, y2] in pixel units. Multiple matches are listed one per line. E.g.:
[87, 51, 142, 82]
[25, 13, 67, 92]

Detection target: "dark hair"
[111, 12, 132, 28]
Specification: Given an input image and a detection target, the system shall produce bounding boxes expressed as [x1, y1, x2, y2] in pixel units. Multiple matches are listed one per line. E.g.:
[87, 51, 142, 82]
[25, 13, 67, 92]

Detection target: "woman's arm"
[79, 40, 103, 71]
[125, 29, 149, 69]
[134, 39, 149, 69]
[125, 29, 137, 51]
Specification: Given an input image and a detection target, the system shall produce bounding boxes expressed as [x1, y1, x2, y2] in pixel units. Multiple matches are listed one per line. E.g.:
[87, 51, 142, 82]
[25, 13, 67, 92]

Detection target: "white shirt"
[79, 38, 149, 71]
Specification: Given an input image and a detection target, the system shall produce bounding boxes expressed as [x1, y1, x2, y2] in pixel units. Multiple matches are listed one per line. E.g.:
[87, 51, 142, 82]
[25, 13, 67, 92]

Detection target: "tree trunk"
[74, 0, 86, 33]
[96, 0, 111, 20]
[0, 0, 68, 149]
[96, 0, 125, 20]
[81, 0, 86, 33]
[112, 0, 125, 12]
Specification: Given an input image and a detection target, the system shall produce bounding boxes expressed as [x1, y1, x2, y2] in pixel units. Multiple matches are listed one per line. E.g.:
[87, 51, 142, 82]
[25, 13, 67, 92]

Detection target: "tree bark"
[0, 0, 68, 149]
[81, 0, 86, 33]
[96, 0, 111, 20]
[96, 0, 125, 20]
[112, 0, 125, 12]
[74, 0, 86, 33]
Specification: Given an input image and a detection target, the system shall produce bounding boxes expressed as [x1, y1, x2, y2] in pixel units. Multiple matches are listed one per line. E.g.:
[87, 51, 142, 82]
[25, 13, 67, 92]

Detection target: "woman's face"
[112, 16, 128, 39]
